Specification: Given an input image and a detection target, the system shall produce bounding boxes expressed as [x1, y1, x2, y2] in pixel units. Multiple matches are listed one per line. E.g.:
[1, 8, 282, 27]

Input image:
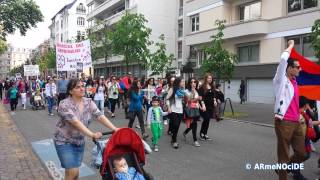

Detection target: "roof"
[51, 0, 77, 20]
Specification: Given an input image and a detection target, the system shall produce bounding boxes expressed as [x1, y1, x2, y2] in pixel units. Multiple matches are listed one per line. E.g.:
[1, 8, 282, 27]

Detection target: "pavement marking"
[31, 138, 95, 178]
[225, 118, 274, 128]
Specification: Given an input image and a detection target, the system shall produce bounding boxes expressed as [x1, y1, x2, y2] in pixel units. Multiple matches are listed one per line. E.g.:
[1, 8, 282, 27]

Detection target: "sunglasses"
[293, 65, 301, 69]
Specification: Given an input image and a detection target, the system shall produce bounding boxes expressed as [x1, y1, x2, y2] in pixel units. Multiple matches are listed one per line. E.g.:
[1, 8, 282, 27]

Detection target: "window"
[189, 46, 197, 59]
[178, 41, 182, 59]
[55, 21, 59, 31]
[191, 15, 199, 32]
[77, 3, 86, 14]
[239, 1, 261, 21]
[61, 20, 63, 29]
[77, 17, 85, 26]
[288, 0, 318, 13]
[179, 0, 183, 16]
[286, 34, 315, 59]
[237, 42, 260, 63]
[61, 34, 63, 42]
[88, 3, 93, 13]
[198, 50, 207, 67]
[178, 20, 183, 37]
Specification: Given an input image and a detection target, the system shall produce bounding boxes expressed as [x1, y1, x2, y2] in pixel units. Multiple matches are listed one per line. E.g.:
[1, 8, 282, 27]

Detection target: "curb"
[225, 117, 274, 128]
[0, 103, 54, 180]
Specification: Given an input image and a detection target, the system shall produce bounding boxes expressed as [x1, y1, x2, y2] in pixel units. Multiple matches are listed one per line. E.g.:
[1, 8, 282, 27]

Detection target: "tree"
[311, 19, 320, 63]
[0, 0, 43, 40]
[87, 21, 112, 63]
[201, 20, 237, 83]
[9, 64, 23, 76]
[148, 34, 174, 77]
[0, 38, 7, 54]
[45, 48, 56, 69]
[109, 12, 152, 74]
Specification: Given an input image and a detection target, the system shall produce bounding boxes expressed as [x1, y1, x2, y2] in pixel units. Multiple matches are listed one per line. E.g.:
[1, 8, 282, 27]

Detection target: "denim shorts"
[54, 142, 85, 169]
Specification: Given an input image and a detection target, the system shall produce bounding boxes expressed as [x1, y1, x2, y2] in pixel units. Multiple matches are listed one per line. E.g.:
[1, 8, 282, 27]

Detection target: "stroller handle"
[92, 131, 115, 144]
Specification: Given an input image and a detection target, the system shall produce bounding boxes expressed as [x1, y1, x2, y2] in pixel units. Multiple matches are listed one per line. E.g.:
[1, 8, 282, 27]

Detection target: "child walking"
[147, 96, 168, 152]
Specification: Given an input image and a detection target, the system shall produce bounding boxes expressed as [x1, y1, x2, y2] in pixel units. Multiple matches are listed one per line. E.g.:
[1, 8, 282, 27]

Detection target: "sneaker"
[172, 142, 179, 149]
[199, 133, 206, 141]
[154, 145, 159, 152]
[204, 135, 212, 141]
[49, 113, 54, 116]
[164, 120, 168, 125]
[167, 131, 172, 136]
[10, 112, 16, 115]
[135, 124, 141, 129]
[111, 114, 115, 118]
[194, 141, 200, 147]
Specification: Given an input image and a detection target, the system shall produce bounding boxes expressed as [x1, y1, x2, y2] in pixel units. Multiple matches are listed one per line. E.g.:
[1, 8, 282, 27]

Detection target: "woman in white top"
[94, 78, 107, 115]
[166, 77, 185, 149]
[107, 76, 120, 118]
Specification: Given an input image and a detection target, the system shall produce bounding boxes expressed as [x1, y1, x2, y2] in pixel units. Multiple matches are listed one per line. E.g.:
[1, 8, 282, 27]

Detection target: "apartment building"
[0, 45, 12, 79]
[49, 0, 87, 44]
[10, 47, 31, 69]
[180, 0, 319, 104]
[87, 0, 177, 77]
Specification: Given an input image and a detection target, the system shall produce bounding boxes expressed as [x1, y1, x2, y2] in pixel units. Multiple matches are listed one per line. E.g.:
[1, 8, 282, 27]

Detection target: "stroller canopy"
[100, 128, 146, 176]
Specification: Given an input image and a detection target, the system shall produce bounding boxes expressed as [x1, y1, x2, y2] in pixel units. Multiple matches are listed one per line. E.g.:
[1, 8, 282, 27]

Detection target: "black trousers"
[0, 90, 2, 100]
[200, 109, 213, 136]
[109, 98, 117, 113]
[58, 93, 68, 106]
[128, 110, 145, 134]
[10, 98, 18, 111]
[184, 117, 199, 141]
[170, 112, 183, 143]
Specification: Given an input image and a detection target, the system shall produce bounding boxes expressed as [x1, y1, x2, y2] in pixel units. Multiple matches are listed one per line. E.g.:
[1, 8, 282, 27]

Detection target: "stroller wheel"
[142, 168, 154, 180]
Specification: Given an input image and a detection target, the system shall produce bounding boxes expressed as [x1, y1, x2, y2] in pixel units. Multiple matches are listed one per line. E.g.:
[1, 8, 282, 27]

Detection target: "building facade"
[0, 45, 12, 79]
[49, 0, 87, 44]
[87, 0, 178, 78]
[10, 47, 31, 69]
[180, 0, 319, 104]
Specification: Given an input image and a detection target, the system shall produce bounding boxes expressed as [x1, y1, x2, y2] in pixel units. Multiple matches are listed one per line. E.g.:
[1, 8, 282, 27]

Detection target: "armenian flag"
[290, 49, 320, 100]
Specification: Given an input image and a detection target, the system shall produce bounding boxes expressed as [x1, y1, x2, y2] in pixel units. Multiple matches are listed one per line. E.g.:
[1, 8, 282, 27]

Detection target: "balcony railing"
[179, 7, 183, 16]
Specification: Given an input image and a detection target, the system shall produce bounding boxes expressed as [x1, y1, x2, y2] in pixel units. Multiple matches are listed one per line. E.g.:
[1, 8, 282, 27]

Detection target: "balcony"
[87, 0, 123, 20]
[89, 10, 125, 32]
[185, 19, 268, 46]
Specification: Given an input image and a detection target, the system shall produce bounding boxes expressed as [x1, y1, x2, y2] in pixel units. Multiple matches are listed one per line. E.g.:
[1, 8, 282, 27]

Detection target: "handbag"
[184, 107, 200, 118]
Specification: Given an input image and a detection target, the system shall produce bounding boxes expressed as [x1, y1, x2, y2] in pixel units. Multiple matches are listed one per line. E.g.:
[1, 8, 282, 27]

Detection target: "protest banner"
[56, 40, 92, 71]
[24, 65, 40, 76]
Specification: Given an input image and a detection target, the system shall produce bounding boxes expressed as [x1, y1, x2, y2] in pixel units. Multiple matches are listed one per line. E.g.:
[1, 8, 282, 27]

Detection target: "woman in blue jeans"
[94, 77, 107, 115]
[127, 79, 149, 139]
[45, 77, 57, 116]
[54, 79, 118, 180]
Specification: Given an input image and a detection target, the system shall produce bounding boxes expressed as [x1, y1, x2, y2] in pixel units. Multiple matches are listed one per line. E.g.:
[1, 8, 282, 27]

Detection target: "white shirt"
[94, 85, 105, 101]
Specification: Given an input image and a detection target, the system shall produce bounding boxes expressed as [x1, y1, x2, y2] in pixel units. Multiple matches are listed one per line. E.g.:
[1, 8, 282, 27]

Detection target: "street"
[7, 103, 320, 180]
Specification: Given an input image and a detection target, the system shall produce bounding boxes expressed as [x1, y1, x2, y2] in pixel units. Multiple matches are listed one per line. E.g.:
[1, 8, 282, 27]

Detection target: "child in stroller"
[112, 155, 145, 180]
[94, 128, 153, 180]
[30, 90, 45, 110]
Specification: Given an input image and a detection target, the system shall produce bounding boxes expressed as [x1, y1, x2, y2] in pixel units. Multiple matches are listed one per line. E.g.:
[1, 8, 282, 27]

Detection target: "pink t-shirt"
[284, 78, 300, 122]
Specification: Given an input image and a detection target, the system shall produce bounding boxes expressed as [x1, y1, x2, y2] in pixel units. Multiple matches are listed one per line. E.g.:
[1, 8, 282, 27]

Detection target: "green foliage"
[0, 37, 7, 55]
[35, 48, 56, 73]
[9, 64, 23, 76]
[311, 19, 320, 63]
[109, 12, 152, 73]
[148, 34, 174, 77]
[87, 21, 112, 63]
[201, 20, 237, 82]
[0, 0, 43, 39]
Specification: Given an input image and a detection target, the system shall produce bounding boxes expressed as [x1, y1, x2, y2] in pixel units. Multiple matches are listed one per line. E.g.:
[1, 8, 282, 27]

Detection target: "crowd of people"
[2, 40, 320, 180]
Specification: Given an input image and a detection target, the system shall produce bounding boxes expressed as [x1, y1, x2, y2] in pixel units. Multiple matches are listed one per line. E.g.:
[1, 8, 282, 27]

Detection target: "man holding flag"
[273, 40, 307, 180]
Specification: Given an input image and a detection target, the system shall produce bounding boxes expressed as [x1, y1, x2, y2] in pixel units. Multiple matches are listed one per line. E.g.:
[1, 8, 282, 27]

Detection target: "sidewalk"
[224, 102, 274, 125]
[0, 103, 51, 180]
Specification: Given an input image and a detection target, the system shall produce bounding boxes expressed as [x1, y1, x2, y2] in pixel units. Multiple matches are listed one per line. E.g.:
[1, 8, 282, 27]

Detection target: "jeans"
[170, 112, 183, 143]
[47, 96, 55, 114]
[54, 142, 85, 169]
[128, 110, 145, 134]
[109, 98, 117, 113]
[95, 100, 105, 115]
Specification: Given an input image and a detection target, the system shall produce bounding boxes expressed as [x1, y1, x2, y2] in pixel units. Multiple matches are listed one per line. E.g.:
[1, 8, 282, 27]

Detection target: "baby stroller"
[95, 128, 153, 180]
[30, 91, 45, 110]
